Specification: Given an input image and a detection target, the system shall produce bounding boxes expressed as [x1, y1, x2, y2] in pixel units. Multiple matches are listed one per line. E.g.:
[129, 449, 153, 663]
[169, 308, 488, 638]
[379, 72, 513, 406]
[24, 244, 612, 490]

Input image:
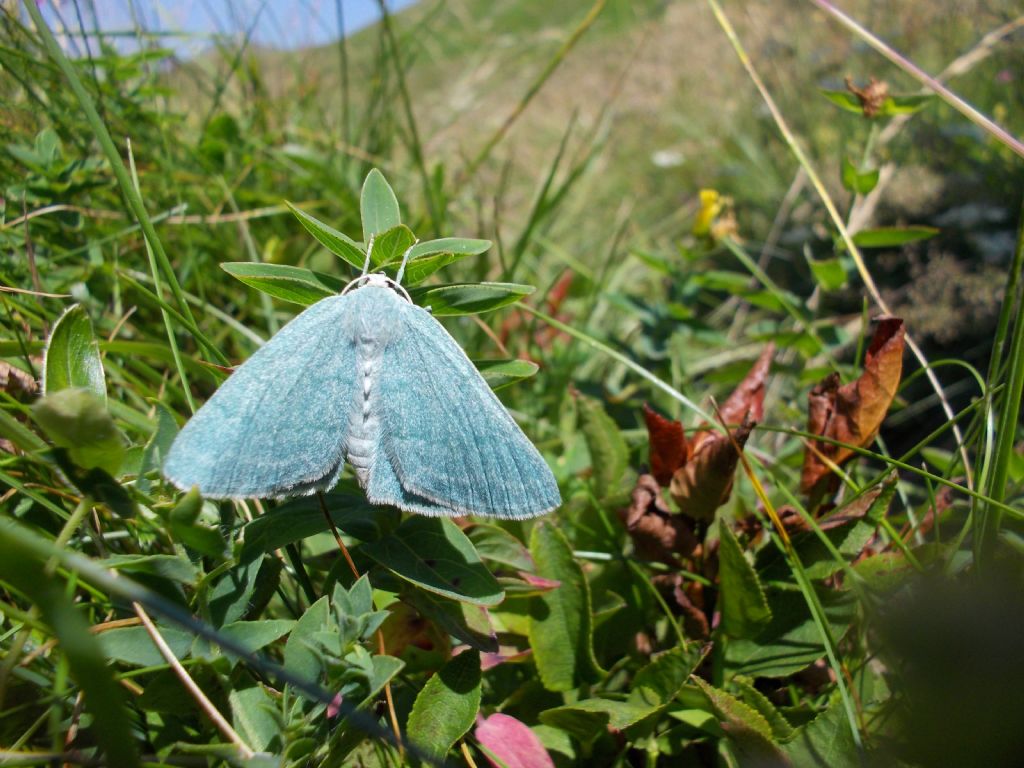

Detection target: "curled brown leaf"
[619, 474, 699, 566]
[801, 318, 905, 497]
[670, 415, 754, 522]
[643, 404, 688, 486]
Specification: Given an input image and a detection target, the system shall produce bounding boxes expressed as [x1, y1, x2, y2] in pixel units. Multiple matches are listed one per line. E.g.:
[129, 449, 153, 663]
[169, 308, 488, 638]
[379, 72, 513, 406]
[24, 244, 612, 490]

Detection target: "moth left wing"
[163, 295, 357, 498]
[372, 301, 561, 518]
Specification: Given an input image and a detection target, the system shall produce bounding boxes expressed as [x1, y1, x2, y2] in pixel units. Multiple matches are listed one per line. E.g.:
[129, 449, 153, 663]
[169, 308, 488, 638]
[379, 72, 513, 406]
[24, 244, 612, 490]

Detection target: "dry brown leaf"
[718, 343, 774, 429]
[619, 474, 699, 566]
[802, 318, 905, 496]
[0, 361, 37, 400]
[846, 75, 889, 118]
[670, 415, 754, 522]
[643, 404, 688, 486]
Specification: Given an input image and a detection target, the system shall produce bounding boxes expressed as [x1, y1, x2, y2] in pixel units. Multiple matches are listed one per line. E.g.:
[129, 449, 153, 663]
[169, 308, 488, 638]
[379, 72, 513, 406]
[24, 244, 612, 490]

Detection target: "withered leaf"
[0, 361, 38, 400]
[670, 415, 754, 522]
[802, 318, 905, 496]
[619, 474, 699, 566]
[718, 343, 774, 429]
[643, 404, 688, 486]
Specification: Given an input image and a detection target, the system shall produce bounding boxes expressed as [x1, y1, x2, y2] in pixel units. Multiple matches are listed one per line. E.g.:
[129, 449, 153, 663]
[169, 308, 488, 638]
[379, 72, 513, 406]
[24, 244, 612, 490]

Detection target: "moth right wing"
[163, 295, 358, 499]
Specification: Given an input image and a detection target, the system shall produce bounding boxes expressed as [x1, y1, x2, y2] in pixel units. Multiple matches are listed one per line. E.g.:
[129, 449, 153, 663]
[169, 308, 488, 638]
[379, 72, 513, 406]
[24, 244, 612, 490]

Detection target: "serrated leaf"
[718, 524, 772, 639]
[578, 394, 627, 498]
[528, 521, 603, 691]
[406, 649, 481, 759]
[782, 696, 860, 767]
[44, 304, 105, 400]
[732, 677, 796, 742]
[361, 516, 503, 605]
[361, 168, 401, 241]
[693, 677, 788, 763]
[851, 226, 939, 248]
[32, 389, 126, 475]
[220, 262, 343, 306]
[286, 202, 365, 269]
[410, 282, 534, 316]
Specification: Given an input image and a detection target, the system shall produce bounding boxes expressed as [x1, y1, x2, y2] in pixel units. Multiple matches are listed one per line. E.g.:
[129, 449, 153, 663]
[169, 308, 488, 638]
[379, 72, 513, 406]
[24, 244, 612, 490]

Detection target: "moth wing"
[163, 295, 357, 498]
[374, 302, 561, 518]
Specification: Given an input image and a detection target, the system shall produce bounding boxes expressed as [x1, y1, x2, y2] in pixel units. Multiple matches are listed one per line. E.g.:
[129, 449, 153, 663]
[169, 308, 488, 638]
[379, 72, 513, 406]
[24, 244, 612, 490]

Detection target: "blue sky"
[46, 1, 418, 57]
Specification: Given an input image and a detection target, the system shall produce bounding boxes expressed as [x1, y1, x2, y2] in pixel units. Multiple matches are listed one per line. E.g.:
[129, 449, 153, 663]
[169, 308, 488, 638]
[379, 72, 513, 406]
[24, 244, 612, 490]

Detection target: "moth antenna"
[394, 238, 420, 286]
[361, 234, 375, 277]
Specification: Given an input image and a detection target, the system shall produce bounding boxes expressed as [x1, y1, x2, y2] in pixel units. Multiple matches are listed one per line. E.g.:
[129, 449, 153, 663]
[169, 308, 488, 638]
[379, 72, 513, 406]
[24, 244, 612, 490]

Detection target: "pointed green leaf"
[397, 251, 463, 285]
[474, 358, 540, 390]
[361, 516, 503, 605]
[220, 262, 343, 306]
[44, 304, 105, 400]
[32, 389, 126, 475]
[693, 677, 787, 762]
[369, 224, 416, 267]
[409, 282, 534, 316]
[718, 524, 772, 639]
[880, 94, 933, 116]
[407, 238, 492, 261]
[219, 619, 295, 659]
[286, 202, 365, 269]
[732, 677, 796, 742]
[820, 89, 863, 114]
[528, 521, 603, 691]
[230, 683, 280, 752]
[806, 254, 847, 292]
[360, 168, 401, 241]
[406, 649, 482, 759]
[100, 625, 193, 666]
[136, 403, 178, 494]
[578, 394, 627, 498]
[851, 226, 939, 248]
[284, 596, 330, 682]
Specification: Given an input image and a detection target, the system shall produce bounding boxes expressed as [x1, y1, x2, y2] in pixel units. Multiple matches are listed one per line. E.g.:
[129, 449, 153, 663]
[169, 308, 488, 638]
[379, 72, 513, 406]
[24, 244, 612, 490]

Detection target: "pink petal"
[475, 713, 555, 768]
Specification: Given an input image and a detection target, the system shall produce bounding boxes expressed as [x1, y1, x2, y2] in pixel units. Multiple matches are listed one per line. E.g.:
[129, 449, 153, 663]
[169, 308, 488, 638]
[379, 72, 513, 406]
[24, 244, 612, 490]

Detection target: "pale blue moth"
[163, 239, 561, 519]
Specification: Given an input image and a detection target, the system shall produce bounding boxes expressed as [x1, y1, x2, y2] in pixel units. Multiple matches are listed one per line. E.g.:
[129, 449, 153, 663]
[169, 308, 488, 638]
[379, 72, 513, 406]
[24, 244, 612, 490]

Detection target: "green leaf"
[230, 682, 280, 753]
[782, 696, 860, 767]
[840, 157, 879, 195]
[219, 619, 295, 659]
[283, 597, 330, 685]
[361, 168, 401, 241]
[725, 591, 856, 678]
[0, 535, 140, 767]
[632, 645, 704, 708]
[475, 358, 540, 390]
[208, 558, 263, 627]
[407, 238, 491, 261]
[881, 93, 933, 116]
[370, 224, 416, 267]
[467, 523, 535, 572]
[820, 89, 863, 114]
[851, 226, 939, 248]
[732, 677, 796, 742]
[286, 201, 365, 269]
[541, 699, 651, 740]
[397, 238, 492, 285]
[410, 282, 534, 316]
[361, 517, 503, 606]
[100, 625, 193, 666]
[404, 589, 499, 653]
[718, 524, 772, 639]
[239, 488, 389, 563]
[220, 262, 343, 306]
[693, 677, 787, 763]
[32, 389, 126, 476]
[136, 403, 177, 494]
[528, 520, 603, 691]
[44, 304, 105, 400]
[578, 394, 627, 498]
[406, 649, 482, 759]
[103, 554, 196, 585]
[806, 254, 847, 292]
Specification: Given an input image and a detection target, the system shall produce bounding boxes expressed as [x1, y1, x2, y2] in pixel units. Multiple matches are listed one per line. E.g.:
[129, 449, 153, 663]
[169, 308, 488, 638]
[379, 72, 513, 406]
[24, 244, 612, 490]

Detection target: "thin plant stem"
[134, 602, 255, 760]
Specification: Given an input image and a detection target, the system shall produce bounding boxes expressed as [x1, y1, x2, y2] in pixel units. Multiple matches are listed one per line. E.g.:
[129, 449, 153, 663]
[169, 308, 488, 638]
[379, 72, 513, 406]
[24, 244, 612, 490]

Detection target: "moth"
[163, 241, 561, 519]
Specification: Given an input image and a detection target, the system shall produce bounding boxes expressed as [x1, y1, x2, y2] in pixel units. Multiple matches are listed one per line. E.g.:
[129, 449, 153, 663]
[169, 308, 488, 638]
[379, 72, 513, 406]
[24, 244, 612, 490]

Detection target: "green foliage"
[2, 3, 1022, 766]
